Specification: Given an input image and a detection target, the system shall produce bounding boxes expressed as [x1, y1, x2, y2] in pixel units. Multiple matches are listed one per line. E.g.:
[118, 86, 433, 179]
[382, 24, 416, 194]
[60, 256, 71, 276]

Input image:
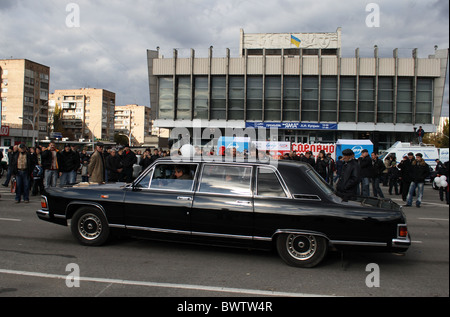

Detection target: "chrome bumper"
[36, 209, 50, 219]
[392, 234, 411, 249]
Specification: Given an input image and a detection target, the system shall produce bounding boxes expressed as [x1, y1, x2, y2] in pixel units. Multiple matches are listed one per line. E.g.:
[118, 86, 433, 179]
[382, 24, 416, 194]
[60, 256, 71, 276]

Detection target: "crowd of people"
[1, 141, 448, 206]
[331, 148, 449, 206]
[0, 142, 170, 203]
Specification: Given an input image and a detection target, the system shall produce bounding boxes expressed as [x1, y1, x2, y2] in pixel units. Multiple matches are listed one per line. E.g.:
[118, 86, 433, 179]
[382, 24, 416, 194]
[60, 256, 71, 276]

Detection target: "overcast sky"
[1, 0, 448, 116]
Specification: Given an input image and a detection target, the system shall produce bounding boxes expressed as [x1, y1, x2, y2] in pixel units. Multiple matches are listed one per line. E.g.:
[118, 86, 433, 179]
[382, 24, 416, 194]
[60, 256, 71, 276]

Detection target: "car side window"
[257, 167, 287, 197]
[135, 168, 153, 188]
[199, 164, 252, 196]
[149, 164, 197, 192]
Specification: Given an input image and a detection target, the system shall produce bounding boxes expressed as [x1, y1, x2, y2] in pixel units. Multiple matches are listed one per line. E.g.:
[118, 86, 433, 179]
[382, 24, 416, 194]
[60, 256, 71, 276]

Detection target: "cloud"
[0, 0, 448, 112]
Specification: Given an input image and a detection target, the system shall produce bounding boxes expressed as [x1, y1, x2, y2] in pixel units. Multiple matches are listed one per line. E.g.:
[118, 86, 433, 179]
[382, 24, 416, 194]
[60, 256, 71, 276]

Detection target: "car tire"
[71, 207, 110, 246]
[276, 233, 328, 268]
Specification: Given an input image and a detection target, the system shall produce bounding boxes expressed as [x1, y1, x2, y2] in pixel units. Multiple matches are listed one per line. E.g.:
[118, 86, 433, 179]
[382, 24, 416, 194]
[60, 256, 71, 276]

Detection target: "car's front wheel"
[71, 207, 110, 246]
[276, 233, 328, 268]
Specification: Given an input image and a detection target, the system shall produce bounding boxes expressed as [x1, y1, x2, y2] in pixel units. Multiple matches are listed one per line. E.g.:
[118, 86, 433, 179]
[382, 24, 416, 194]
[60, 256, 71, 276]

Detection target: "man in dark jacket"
[139, 149, 153, 171]
[336, 149, 361, 202]
[120, 145, 137, 183]
[405, 153, 429, 208]
[300, 151, 315, 168]
[371, 152, 385, 198]
[358, 149, 372, 197]
[398, 152, 414, 201]
[58, 144, 80, 187]
[106, 149, 123, 182]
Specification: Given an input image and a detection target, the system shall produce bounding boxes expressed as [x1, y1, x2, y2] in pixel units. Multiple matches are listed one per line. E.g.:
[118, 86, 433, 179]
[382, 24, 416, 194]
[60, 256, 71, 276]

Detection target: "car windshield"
[306, 168, 334, 196]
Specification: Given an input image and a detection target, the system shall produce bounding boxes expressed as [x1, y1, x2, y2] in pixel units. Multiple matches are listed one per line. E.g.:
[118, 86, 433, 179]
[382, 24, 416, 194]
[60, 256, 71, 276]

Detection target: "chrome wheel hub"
[286, 234, 317, 261]
[78, 214, 102, 240]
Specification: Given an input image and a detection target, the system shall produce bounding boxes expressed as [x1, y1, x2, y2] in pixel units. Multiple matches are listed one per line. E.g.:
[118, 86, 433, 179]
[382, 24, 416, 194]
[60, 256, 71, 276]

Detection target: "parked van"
[380, 142, 439, 169]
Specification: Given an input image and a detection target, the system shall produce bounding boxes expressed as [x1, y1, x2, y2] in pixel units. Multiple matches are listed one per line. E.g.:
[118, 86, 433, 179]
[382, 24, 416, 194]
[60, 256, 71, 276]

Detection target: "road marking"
[418, 218, 449, 222]
[0, 268, 333, 297]
[0, 218, 21, 222]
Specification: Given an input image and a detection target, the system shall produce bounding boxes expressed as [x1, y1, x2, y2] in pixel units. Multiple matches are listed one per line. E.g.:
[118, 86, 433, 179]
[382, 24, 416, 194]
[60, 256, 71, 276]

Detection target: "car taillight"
[41, 197, 48, 209]
[398, 225, 408, 238]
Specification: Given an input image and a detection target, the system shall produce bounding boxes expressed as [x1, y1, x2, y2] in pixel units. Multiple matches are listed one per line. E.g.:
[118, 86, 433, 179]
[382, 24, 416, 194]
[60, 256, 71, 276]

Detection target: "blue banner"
[245, 122, 338, 130]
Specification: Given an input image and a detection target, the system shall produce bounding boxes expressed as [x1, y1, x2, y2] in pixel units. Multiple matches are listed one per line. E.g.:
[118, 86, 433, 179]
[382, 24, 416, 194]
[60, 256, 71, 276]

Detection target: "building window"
[247, 76, 263, 121]
[301, 76, 318, 122]
[176, 77, 191, 120]
[416, 78, 433, 124]
[397, 77, 413, 123]
[378, 77, 394, 123]
[283, 76, 300, 121]
[211, 76, 226, 120]
[158, 77, 174, 119]
[320, 77, 337, 122]
[339, 76, 356, 122]
[358, 77, 375, 122]
[229, 76, 244, 120]
[265, 76, 281, 121]
[193, 77, 208, 119]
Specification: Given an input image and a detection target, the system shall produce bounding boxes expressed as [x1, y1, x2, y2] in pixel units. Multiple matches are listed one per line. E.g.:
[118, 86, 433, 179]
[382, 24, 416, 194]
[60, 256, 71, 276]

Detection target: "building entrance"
[282, 131, 309, 144]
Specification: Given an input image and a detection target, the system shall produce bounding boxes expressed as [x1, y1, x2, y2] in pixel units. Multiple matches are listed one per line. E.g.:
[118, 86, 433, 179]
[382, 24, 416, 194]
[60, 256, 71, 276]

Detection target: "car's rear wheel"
[276, 233, 328, 268]
[71, 207, 110, 246]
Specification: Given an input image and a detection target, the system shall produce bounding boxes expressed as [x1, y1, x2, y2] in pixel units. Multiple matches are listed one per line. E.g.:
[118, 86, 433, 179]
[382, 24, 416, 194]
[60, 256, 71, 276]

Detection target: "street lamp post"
[19, 116, 35, 147]
[20, 101, 48, 147]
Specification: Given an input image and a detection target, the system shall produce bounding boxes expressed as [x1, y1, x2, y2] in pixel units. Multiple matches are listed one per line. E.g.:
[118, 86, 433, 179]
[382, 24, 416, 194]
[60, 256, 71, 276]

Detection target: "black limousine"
[37, 158, 410, 268]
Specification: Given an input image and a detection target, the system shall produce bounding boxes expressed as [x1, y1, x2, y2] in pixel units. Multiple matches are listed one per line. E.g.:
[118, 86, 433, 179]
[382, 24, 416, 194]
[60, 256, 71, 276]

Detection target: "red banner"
[292, 143, 336, 159]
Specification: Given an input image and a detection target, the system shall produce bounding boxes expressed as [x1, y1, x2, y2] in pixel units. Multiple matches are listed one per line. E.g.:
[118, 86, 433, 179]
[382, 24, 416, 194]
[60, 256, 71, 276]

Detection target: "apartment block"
[49, 88, 116, 141]
[114, 104, 152, 146]
[0, 59, 50, 146]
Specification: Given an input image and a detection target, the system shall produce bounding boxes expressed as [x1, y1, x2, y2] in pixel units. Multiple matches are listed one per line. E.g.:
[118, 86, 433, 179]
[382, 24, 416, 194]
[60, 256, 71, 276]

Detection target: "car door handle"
[235, 200, 251, 206]
[177, 196, 193, 201]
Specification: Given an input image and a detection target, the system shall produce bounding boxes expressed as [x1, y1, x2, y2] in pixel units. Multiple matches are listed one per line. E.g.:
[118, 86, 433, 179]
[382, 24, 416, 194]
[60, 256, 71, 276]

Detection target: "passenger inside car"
[149, 164, 197, 191]
[172, 166, 193, 180]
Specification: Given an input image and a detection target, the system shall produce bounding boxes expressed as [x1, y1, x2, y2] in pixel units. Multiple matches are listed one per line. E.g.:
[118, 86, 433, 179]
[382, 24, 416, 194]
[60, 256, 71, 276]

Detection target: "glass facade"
[283, 76, 300, 121]
[358, 77, 375, 122]
[158, 77, 174, 119]
[159, 75, 433, 124]
[339, 77, 356, 122]
[193, 77, 208, 119]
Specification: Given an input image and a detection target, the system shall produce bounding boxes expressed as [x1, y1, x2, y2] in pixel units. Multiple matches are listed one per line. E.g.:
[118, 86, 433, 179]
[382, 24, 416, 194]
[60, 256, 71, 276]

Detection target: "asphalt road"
[0, 182, 448, 300]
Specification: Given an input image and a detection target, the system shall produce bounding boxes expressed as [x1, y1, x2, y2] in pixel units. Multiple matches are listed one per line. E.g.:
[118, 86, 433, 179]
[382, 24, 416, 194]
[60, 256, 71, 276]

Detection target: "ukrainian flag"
[291, 35, 301, 48]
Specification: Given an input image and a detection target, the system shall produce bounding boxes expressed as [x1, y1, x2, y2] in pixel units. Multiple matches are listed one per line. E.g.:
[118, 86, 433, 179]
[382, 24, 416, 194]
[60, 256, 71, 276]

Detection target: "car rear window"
[256, 167, 287, 197]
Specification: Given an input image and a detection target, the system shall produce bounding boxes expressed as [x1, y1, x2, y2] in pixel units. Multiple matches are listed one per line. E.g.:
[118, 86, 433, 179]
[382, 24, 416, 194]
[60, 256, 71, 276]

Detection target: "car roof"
[153, 156, 310, 168]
